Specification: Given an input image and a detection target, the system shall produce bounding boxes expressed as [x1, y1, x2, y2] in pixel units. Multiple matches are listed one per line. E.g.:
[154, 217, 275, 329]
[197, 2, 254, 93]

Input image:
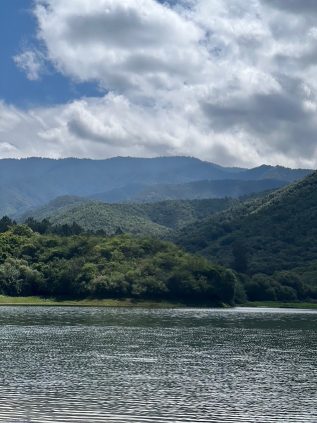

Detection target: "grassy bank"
[0, 296, 316, 309]
[0, 295, 220, 308]
[0, 295, 185, 308]
[243, 301, 317, 310]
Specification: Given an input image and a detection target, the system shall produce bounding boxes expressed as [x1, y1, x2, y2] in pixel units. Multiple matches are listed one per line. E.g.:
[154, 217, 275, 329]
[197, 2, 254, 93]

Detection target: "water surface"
[0, 306, 316, 422]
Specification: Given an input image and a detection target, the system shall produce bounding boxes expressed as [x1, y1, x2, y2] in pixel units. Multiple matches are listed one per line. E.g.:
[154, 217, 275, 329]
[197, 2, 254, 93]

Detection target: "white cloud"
[34, 0, 205, 97]
[13, 50, 45, 80]
[6, 0, 317, 167]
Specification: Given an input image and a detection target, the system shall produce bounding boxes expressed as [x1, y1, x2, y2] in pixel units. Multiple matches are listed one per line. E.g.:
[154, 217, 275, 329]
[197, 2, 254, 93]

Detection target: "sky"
[0, 0, 317, 167]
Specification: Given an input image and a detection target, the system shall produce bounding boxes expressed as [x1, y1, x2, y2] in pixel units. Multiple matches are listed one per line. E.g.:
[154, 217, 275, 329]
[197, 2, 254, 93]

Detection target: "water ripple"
[0, 307, 316, 422]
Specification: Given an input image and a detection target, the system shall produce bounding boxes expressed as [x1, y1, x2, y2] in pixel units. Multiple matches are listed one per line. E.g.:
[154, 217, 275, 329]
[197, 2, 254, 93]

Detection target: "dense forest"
[0, 221, 237, 305]
[21, 196, 236, 236]
[175, 172, 317, 302]
[0, 163, 316, 306]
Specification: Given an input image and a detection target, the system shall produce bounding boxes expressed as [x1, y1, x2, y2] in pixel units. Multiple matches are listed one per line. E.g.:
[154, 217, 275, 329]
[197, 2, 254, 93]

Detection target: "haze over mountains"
[0, 156, 312, 217]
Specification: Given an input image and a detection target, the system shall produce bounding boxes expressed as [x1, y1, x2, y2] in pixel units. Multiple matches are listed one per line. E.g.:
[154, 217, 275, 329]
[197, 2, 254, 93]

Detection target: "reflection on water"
[0, 306, 316, 422]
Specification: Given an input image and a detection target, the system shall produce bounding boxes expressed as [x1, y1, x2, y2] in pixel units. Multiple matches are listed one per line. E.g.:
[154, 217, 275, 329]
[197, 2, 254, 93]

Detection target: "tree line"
[0, 221, 237, 305]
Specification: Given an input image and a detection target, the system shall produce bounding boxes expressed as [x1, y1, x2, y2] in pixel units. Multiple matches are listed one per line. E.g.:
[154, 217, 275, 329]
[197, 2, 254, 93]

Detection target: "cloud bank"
[5, 0, 317, 167]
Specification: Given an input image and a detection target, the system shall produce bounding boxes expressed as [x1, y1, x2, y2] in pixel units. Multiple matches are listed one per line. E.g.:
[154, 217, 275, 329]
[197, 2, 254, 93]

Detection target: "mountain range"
[1, 155, 317, 304]
[0, 156, 312, 217]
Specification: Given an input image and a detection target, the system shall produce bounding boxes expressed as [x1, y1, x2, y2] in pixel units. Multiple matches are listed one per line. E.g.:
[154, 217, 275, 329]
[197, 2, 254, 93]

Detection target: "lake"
[0, 306, 316, 422]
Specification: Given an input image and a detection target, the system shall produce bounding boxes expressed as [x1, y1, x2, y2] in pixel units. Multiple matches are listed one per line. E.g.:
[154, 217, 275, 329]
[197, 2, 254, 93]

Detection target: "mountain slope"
[21, 196, 236, 236]
[92, 178, 288, 203]
[0, 157, 311, 216]
[175, 171, 317, 276]
[0, 156, 239, 216]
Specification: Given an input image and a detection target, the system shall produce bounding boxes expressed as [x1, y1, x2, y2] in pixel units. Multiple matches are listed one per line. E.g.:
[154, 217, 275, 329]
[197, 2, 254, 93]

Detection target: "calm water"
[0, 307, 316, 423]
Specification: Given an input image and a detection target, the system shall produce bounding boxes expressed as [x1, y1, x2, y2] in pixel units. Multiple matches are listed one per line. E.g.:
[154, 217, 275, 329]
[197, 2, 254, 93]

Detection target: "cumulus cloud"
[34, 0, 205, 96]
[6, 0, 317, 167]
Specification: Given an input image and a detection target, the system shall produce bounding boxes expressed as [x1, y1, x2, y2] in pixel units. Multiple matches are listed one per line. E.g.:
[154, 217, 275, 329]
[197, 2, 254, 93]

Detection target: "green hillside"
[8, 170, 317, 305]
[0, 226, 236, 305]
[22, 196, 236, 236]
[175, 172, 317, 301]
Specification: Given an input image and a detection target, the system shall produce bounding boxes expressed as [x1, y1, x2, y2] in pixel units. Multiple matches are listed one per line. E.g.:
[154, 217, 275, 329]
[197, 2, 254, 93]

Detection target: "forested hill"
[21, 196, 236, 236]
[0, 157, 312, 216]
[0, 227, 237, 305]
[175, 171, 317, 296]
[3, 170, 317, 305]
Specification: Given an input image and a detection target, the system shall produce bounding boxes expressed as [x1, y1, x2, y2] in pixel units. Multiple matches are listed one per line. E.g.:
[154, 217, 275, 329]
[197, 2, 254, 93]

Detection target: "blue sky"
[0, 0, 100, 108]
[0, 0, 316, 167]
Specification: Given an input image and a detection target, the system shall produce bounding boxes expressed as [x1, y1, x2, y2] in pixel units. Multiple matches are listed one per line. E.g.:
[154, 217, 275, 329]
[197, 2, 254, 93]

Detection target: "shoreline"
[0, 296, 316, 309]
[0, 296, 222, 308]
[241, 301, 317, 310]
[0, 296, 185, 308]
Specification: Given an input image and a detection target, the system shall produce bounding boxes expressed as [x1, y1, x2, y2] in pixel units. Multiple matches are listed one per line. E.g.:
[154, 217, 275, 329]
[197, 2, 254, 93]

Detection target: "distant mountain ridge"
[91, 179, 289, 203]
[0, 156, 312, 216]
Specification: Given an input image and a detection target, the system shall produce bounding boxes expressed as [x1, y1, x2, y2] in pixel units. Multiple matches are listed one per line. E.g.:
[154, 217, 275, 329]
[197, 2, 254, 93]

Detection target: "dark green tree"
[232, 240, 248, 273]
[0, 216, 13, 233]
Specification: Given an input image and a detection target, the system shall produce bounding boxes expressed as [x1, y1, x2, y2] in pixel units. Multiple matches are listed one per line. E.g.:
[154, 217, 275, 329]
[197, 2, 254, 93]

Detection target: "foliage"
[21, 197, 236, 236]
[1, 168, 316, 306]
[176, 172, 317, 302]
[0, 227, 237, 304]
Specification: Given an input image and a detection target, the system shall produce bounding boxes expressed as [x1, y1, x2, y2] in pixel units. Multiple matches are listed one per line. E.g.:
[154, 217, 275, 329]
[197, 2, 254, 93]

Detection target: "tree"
[25, 217, 52, 234]
[11, 225, 33, 237]
[232, 240, 248, 273]
[0, 216, 13, 233]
